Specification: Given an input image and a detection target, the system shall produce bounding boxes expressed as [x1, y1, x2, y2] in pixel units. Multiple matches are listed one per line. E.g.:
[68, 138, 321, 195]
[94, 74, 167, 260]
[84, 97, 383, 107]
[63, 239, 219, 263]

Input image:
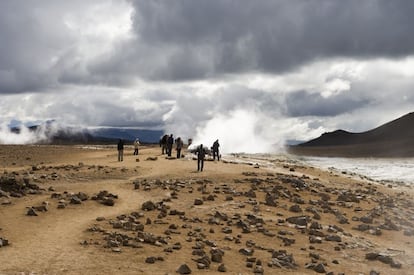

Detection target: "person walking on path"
[196, 144, 206, 171]
[167, 134, 174, 157]
[133, 138, 140, 155]
[176, 137, 184, 159]
[117, 139, 124, 162]
[212, 139, 220, 161]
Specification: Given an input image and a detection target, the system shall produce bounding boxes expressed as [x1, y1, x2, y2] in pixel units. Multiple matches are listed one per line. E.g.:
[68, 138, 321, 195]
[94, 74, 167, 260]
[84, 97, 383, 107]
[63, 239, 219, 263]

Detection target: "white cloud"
[0, 1, 413, 149]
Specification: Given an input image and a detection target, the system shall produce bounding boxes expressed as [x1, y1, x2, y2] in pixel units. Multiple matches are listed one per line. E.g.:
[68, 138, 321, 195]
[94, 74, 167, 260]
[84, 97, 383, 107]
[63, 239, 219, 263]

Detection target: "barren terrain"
[1, 145, 414, 274]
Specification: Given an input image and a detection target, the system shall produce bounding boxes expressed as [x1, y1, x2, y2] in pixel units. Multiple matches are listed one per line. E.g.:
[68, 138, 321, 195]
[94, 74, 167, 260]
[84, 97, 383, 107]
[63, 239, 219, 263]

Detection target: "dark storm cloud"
[0, 1, 76, 94]
[284, 90, 370, 117]
[102, 0, 414, 82]
[1, 0, 414, 92]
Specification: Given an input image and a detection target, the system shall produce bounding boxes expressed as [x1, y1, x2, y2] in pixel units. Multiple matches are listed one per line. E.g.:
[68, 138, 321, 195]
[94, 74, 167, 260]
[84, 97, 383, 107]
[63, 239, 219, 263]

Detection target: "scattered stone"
[194, 198, 203, 205]
[26, 207, 38, 216]
[268, 250, 297, 269]
[325, 235, 342, 242]
[286, 216, 309, 226]
[314, 263, 326, 273]
[365, 252, 402, 269]
[146, 157, 158, 161]
[177, 263, 192, 274]
[239, 248, 254, 256]
[217, 263, 227, 272]
[142, 200, 156, 211]
[0, 237, 9, 247]
[70, 196, 82, 204]
[145, 256, 156, 264]
[289, 204, 302, 213]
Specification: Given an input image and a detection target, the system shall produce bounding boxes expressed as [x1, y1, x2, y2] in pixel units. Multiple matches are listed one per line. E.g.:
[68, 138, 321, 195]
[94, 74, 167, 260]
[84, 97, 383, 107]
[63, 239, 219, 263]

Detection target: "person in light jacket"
[133, 138, 140, 155]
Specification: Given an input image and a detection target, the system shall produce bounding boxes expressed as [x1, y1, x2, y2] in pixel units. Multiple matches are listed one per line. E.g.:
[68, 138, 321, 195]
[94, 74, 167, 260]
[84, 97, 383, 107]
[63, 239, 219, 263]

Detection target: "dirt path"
[0, 178, 160, 274]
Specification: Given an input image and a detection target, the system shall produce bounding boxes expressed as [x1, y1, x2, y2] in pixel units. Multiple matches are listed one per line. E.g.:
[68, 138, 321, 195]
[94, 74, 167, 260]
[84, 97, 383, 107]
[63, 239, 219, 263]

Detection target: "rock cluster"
[82, 171, 413, 274]
[50, 190, 118, 209]
[0, 174, 42, 198]
[365, 252, 402, 268]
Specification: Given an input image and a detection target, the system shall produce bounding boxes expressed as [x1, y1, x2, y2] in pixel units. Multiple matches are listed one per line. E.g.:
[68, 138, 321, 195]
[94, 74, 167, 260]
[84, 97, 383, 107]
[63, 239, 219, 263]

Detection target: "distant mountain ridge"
[8, 124, 163, 144]
[289, 112, 414, 157]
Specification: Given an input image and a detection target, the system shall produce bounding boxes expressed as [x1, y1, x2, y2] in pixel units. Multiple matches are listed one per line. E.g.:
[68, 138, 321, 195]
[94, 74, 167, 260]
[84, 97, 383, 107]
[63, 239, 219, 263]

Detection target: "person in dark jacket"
[196, 144, 206, 171]
[212, 139, 220, 161]
[117, 139, 124, 162]
[167, 134, 174, 157]
[160, 134, 168, 155]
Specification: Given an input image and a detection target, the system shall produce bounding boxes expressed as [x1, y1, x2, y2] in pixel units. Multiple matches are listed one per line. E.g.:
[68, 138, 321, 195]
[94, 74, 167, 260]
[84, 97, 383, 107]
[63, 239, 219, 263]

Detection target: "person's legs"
[120, 150, 124, 161]
[118, 150, 121, 161]
[200, 159, 204, 171]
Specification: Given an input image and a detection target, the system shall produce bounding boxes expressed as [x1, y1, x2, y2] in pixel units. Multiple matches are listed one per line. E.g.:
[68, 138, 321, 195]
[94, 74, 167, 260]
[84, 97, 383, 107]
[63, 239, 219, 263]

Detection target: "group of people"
[117, 136, 221, 172]
[117, 138, 140, 162]
[159, 134, 184, 159]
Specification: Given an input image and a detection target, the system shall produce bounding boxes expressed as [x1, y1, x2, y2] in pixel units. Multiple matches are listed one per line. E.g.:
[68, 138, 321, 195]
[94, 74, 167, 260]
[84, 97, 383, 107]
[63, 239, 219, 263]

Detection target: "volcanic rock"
[177, 264, 192, 274]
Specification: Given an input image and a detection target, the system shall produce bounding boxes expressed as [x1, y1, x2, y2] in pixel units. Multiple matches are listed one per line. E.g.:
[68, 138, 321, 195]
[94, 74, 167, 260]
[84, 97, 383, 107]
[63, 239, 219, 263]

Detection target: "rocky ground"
[0, 145, 413, 275]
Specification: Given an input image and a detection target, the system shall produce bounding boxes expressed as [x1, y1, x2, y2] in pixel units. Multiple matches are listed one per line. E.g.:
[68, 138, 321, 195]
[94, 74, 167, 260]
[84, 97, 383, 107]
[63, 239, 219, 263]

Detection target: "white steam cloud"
[190, 109, 327, 154]
[0, 122, 68, 145]
[191, 109, 280, 154]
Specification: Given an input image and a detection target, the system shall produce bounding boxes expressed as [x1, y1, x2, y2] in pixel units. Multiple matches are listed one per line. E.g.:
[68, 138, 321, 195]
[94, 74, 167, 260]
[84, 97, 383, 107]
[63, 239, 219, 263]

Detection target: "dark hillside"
[289, 112, 414, 157]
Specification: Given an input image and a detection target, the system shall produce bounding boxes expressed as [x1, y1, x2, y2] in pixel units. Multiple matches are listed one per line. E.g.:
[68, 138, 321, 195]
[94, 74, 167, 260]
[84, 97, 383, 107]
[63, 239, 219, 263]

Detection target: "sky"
[0, 0, 413, 152]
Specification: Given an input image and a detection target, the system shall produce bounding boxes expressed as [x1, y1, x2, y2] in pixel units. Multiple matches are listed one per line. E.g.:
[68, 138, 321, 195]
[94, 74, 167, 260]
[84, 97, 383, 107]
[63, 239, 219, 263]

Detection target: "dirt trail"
[0, 178, 158, 274]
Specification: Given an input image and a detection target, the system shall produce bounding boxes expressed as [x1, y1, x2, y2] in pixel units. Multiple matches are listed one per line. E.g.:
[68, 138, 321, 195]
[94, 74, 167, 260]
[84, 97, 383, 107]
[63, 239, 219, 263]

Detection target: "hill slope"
[288, 112, 414, 157]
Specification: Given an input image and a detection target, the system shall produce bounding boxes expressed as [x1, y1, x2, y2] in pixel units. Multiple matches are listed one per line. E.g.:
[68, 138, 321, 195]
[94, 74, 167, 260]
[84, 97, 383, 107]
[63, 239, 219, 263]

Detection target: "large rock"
[286, 216, 310, 226]
[177, 264, 192, 274]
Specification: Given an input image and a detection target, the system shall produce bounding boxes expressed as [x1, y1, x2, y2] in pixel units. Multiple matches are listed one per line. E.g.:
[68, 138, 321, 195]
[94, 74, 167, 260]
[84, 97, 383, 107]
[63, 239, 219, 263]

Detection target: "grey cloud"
[0, 1, 77, 94]
[284, 90, 371, 117]
[2, 0, 414, 92]
[106, 0, 414, 82]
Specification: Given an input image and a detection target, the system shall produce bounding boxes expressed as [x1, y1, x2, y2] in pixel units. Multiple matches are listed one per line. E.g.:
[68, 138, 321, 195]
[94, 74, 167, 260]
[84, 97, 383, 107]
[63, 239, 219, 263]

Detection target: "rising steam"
[0, 122, 61, 144]
[191, 109, 281, 154]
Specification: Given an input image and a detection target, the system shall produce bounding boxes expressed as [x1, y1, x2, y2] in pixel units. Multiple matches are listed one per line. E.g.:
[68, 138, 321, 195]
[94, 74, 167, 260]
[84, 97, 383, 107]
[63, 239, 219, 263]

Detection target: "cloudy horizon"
[1, 0, 413, 152]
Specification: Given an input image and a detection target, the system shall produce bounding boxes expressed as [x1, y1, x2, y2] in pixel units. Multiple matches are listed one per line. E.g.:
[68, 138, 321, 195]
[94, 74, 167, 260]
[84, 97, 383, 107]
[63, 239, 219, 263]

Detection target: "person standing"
[212, 139, 220, 161]
[167, 134, 174, 157]
[133, 138, 140, 155]
[117, 139, 124, 162]
[176, 137, 184, 159]
[196, 144, 206, 171]
[160, 135, 168, 155]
